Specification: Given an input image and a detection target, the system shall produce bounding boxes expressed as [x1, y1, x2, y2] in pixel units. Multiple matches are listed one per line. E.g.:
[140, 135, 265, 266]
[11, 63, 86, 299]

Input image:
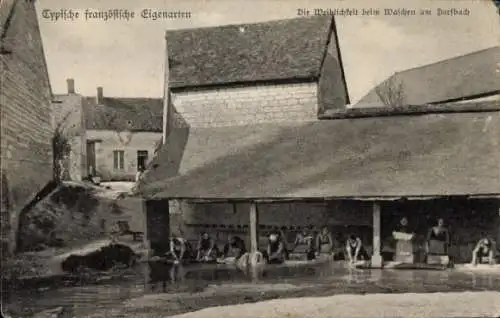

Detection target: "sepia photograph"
[1, 0, 499, 317]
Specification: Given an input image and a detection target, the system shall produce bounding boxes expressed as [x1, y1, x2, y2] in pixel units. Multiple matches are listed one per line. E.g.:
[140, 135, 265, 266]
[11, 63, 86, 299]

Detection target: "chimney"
[67, 78, 75, 94]
[96, 87, 103, 104]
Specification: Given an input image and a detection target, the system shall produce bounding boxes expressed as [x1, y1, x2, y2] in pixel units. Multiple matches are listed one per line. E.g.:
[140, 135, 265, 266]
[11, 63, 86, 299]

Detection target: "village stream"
[3, 262, 500, 317]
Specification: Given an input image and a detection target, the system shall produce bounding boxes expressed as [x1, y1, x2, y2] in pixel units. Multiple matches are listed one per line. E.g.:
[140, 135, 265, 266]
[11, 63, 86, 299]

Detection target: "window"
[137, 150, 148, 170]
[113, 150, 125, 170]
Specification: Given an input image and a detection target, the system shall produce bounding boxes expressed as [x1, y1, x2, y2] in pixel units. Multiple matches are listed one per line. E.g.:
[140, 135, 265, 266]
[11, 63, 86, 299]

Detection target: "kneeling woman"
[345, 235, 370, 263]
[196, 232, 219, 262]
[222, 235, 247, 261]
[263, 233, 286, 264]
[293, 228, 315, 260]
[471, 236, 496, 265]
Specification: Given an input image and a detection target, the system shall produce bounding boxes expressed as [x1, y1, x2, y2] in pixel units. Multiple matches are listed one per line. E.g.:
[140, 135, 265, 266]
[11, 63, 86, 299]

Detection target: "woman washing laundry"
[471, 235, 496, 265]
[221, 235, 247, 261]
[166, 234, 188, 265]
[315, 226, 335, 258]
[263, 233, 286, 264]
[292, 226, 315, 260]
[196, 232, 219, 262]
[345, 235, 370, 264]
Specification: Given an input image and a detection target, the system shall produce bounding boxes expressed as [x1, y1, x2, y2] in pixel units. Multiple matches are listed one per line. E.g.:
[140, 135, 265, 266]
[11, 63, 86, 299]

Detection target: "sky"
[36, 0, 499, 104]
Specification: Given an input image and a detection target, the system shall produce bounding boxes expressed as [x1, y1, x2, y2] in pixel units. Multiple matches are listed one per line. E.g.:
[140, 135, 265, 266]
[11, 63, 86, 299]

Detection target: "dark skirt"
[346, 246, 370, 261]
[262, 250, 285, 264]
[428, 240, 447, 255]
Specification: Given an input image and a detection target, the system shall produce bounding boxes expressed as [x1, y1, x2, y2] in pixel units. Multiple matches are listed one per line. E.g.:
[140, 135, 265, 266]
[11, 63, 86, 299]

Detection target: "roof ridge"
[165, 16, 330, 34]
[393, 46, 499, 75]
[0, 0, 17, 40]
[83, 95, 162, 100]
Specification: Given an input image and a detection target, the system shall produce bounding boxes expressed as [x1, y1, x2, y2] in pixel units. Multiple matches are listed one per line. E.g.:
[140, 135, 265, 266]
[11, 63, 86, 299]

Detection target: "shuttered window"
[113, 150, 125, 170]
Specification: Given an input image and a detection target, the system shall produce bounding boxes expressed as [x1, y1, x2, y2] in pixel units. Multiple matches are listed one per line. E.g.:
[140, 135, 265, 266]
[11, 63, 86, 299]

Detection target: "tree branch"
[375, 77, 406, 108]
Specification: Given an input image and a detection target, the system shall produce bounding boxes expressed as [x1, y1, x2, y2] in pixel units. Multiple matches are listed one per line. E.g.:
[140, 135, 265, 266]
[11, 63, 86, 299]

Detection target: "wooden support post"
[249, 202, 259, 254]
[145, 199, 170, 257]
[248, 202, 262, 274]
[371, 202, 383, 268]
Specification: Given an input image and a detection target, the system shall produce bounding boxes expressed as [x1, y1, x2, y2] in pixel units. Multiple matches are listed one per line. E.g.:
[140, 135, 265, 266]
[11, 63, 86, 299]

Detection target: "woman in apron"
[426, 218, 450, 260]
[293, 228, 315, 260]
[315, 226, 334, 257]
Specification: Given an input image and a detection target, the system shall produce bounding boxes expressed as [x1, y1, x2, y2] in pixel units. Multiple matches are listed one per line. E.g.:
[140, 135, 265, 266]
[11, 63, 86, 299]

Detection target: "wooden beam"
[372, 202, 381, 255]
[249, 202, 259, 254]
[371, 202, 383, 268]
[319, 100, 500, 120]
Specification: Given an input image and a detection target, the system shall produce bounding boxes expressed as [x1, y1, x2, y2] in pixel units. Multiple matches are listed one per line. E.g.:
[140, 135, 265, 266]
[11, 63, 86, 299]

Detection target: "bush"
[17, 183, 109, 252]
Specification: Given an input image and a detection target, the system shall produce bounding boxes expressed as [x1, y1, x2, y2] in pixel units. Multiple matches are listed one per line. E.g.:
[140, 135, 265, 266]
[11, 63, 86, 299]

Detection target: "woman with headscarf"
[263, 232, 286, 264]
[395, 217, 411, 234]
[392, 217, 415, 263]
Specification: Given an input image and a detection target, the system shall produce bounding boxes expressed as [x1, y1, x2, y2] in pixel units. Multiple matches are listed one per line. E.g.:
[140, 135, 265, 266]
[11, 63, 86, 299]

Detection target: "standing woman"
[426, 218, 450, 260]
[315, 226, 335, 257]
[167, 234, 188, 265]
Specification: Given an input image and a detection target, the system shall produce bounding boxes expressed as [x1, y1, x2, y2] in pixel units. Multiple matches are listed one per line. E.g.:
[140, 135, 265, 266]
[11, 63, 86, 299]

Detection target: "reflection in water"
[4, 261, 500, 317]
[470, 272, 494, 289]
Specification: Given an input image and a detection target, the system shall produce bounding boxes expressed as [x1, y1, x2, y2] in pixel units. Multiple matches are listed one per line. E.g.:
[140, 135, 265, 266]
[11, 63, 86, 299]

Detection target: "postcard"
[1, 0, 499, 317]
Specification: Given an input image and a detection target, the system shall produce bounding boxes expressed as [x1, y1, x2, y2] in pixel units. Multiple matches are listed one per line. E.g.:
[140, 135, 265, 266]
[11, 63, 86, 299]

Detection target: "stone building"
[139, 17, 500, 265]
[163, 16, 348, 134]
[0, 0, 54, 254]
[141, 15, 353, 254]
[52, 81, 163, 181]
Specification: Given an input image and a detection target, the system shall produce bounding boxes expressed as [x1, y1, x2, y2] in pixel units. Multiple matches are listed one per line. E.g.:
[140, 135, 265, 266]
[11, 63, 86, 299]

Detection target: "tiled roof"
[356, 47, 500, 107]
[138, 105, 500, 199]
[167, 16, 335, 88]
[84, 97, 163, 132]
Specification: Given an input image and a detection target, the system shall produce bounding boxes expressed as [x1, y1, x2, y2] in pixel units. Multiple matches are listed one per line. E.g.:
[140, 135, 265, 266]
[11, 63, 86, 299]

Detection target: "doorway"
[137, 150, 148, 171]
[86, 141, 96, 176]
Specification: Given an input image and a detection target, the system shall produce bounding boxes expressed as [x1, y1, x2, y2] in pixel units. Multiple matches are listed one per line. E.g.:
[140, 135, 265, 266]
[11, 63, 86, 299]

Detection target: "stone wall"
[0, 0, 53, 253]
[170, 82, 318, 128]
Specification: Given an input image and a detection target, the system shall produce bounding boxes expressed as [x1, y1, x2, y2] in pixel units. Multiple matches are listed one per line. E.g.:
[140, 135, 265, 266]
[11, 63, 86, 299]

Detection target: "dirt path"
[168, 291, 500, 318]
